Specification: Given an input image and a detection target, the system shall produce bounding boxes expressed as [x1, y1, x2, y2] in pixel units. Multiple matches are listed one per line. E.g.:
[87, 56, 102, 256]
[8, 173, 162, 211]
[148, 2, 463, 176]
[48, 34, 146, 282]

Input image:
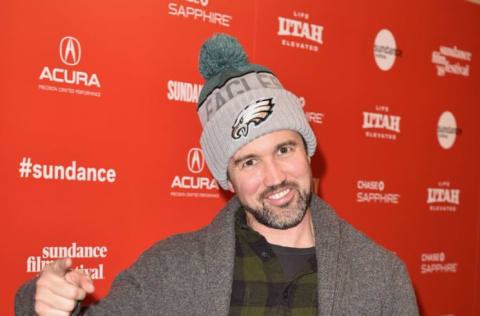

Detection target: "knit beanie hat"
[197, 33, 317, 190]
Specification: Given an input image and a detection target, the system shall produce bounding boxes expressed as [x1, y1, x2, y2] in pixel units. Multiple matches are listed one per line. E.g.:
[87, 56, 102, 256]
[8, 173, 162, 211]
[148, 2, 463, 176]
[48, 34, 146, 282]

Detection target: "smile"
[264, 187, 296, 207]
[268, 188, 291, 200]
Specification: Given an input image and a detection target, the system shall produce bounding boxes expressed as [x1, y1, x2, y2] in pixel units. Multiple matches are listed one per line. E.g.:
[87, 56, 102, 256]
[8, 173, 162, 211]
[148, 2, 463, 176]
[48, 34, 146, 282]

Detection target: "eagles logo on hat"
[231, 98, 275, 140]
[196, 33, 317, 190]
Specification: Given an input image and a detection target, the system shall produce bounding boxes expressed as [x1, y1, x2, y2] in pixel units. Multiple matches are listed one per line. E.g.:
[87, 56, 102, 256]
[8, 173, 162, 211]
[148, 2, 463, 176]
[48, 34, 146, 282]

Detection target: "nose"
[263, 159, 286, 187]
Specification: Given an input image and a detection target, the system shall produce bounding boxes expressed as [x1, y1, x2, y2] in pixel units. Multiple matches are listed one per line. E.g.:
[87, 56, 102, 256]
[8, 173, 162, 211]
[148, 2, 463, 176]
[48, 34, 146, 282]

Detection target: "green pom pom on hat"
[199, 33, 249, 80]
[197, 34, 273, 108]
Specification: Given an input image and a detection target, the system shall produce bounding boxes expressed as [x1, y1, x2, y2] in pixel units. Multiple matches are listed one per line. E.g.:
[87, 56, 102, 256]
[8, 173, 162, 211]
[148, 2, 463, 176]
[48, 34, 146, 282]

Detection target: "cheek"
[284, 157, 311, 179]
[235, 171, 263, 200]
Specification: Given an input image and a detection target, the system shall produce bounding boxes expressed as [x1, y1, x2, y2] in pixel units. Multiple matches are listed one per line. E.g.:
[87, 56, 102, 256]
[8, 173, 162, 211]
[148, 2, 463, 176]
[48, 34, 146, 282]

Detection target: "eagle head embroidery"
[231, 98, 275, 139]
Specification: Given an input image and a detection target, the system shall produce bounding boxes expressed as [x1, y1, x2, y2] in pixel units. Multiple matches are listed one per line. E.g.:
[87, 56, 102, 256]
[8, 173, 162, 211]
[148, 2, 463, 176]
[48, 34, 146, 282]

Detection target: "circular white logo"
[187, 148, 205, 174]
[59, 36, 81, 66]
[373, 29, 397, 71]
[437, 111, 457, 150]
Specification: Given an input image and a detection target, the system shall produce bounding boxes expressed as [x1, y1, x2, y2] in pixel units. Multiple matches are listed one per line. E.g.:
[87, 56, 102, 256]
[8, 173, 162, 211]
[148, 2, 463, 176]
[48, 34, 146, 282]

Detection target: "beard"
[242, 180, 312, 230]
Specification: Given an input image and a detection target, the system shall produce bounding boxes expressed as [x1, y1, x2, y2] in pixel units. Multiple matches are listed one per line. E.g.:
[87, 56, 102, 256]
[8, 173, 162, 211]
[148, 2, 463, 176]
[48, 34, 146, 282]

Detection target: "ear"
[227, 180, 235, 193]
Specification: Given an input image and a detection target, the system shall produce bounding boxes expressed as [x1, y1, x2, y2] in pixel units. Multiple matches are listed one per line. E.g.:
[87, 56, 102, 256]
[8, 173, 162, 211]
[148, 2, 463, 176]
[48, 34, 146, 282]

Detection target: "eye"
[241, 159, 256, 168]
[278, 145, 293, 155]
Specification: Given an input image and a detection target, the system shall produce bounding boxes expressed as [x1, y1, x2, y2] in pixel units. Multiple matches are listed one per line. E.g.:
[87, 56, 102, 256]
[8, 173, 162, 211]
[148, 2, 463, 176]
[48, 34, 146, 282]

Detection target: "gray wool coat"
[15, 195, 419, 315]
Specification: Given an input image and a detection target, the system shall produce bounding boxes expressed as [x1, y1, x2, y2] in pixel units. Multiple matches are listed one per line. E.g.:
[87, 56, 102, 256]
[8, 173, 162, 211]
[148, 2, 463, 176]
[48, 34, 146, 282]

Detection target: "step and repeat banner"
[2, 0, 479, 315]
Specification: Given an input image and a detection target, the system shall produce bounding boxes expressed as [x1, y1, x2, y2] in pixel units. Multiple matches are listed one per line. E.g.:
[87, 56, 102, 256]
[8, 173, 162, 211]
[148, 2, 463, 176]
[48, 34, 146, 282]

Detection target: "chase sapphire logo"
[231, 97, 275, 139]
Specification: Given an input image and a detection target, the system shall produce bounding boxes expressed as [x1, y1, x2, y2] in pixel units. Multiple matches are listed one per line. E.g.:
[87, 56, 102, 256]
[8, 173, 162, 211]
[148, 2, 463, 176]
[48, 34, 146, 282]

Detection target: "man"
[16, 34, 418, 315]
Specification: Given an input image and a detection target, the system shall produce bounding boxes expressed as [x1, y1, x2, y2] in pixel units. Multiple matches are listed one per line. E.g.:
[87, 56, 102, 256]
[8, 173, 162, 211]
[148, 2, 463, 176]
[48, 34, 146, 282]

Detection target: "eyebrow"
[231, 139, 299, 167]
[275, 140, 298, 152]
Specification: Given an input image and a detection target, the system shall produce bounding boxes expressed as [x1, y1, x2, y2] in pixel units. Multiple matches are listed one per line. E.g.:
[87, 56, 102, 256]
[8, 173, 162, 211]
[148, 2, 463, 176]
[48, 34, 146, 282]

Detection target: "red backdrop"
[2, 0, 479, 315]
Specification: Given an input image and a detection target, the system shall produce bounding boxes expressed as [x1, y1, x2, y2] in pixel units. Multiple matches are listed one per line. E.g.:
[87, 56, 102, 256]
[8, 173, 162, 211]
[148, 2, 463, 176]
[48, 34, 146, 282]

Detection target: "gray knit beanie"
[197, 33, 316, 190]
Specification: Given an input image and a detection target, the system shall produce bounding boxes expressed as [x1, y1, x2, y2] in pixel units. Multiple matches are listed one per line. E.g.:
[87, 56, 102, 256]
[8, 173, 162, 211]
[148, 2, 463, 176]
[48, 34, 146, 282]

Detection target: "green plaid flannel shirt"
[229, 209, 318, 316]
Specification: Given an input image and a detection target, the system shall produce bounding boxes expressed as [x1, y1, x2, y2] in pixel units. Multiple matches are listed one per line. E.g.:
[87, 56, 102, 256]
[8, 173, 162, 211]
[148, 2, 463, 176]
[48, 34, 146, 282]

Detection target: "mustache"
[258, 180, 299, 200]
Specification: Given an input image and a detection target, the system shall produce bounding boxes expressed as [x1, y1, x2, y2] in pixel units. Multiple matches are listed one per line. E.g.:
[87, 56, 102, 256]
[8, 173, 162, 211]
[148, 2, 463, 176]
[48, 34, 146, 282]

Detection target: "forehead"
[231, 130, 303, 159]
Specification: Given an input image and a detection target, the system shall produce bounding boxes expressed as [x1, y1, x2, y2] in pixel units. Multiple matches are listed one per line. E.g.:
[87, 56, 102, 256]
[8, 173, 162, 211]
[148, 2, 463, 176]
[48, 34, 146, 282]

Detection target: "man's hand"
[34, 258, 95, 316]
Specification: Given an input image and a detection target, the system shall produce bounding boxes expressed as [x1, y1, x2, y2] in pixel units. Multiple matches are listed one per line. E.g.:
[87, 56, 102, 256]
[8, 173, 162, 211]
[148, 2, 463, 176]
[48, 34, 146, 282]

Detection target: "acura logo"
[187, 148, 205, 174]
[59, 36, 81, 66]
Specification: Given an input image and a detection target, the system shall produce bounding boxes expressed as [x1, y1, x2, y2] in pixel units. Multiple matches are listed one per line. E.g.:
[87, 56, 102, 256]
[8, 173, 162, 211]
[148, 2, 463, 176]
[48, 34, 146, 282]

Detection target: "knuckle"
[77, 289, 87, 300]
[67, 286, 80, 299]
[34, 286, 46, 301]
[36, 276, 48, 288]
[64, 299, 76, 311]
[34, 301, 47, 314]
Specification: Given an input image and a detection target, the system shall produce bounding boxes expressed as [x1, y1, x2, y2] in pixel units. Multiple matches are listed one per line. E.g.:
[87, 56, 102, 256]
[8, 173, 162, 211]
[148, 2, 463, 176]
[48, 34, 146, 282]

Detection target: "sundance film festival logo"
[437, 111, 461, 150]
[421, 252, 458, 274]
[362, 105, 401, 140]
[168, 0, 232, 27]
[374, 29, 403, 71]
[432, 45, 471, 77]
[356, 180, 400, 204]
[427, 181, 460, 212]
[170, 147, 219, 198]
[299, 96, 324, 124]
[26, 243, 108, 280]
[38, 36, 102, 97]
[277, 10, 324, 52]
[167, 80, 203, 104]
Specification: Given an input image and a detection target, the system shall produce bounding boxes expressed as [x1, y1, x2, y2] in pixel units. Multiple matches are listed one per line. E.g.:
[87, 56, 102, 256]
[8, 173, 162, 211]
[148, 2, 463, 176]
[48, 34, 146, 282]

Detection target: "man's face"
[227, 130, 312, 230]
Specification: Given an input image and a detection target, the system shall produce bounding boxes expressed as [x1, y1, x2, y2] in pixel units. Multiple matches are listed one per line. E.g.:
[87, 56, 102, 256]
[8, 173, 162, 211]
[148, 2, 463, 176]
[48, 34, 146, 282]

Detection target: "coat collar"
[204, 197, 239, 315]
[310, 195, 342, 315]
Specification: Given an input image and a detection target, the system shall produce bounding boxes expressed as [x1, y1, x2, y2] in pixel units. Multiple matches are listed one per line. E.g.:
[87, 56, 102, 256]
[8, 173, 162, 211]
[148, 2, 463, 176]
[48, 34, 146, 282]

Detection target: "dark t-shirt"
[269, 243, 316, 280]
